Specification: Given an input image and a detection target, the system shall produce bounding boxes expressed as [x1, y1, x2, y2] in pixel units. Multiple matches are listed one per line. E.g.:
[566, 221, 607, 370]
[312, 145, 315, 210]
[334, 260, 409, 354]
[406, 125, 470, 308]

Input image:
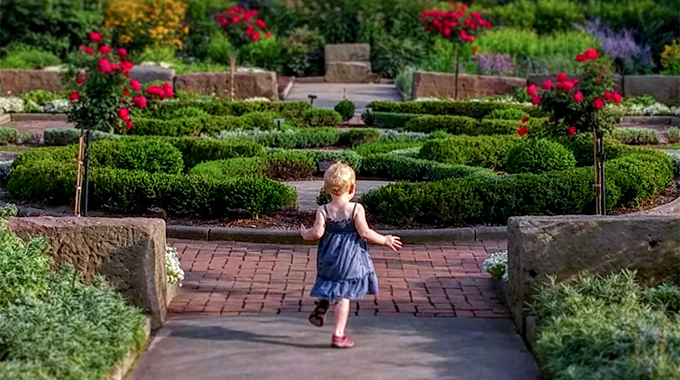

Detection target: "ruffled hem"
[310, 272, 378, 301]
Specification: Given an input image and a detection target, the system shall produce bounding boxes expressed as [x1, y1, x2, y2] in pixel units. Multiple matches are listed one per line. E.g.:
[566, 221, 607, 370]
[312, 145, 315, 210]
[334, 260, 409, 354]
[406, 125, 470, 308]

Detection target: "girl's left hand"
[300, 224, 309, 237]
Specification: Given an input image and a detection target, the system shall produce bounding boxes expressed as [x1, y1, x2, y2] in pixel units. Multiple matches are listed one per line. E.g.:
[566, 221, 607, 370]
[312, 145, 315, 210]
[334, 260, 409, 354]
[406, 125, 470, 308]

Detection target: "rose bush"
[420, 3, 492, 43]
[216, 6, 272, 47]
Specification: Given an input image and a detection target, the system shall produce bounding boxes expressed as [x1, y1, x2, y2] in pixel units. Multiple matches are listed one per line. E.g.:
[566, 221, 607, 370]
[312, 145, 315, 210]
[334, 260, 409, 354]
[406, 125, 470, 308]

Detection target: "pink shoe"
[331, 334, 354, 349]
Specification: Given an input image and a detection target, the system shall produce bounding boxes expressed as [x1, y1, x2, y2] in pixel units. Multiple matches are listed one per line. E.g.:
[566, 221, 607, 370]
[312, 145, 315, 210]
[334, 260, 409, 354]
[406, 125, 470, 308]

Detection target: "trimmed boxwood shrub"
[612, 128, 659, 145]
[338, 129, 382, 147]
[360, 154, 495, 182]
[477, 119, 521, 135]
[303, 150, 363, 171]
[44, 128, 117, 146]
[334, 100, 356, 121]
[253, 128, 340, 148]
[190, 157, 266, 179]
[362, 111, 421, 128]
[302, 108, 343, 126]
[0, 127, 19, 144]
[483, 108, 529, 120]
[141, 100, 312, 121]
[368, 100, 543, 119]
[265, 151, 316, 180]
[668, 153, 680, 177]
[606, 153, 674, 206]
[352, 140, 424, 156]
[241, 111, 282, 131]
[90, 139, 184, 175]
[157, 136, 264, 168]
[130, 116, 249, 137]
[506, 139, 577, 174]
[404, 115, 478, 134]
[419, 135, 521, 169]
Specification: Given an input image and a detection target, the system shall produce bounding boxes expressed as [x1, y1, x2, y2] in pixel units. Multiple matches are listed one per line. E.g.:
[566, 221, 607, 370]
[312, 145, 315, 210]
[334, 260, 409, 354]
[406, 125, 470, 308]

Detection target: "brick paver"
[168, 239, 509, 319]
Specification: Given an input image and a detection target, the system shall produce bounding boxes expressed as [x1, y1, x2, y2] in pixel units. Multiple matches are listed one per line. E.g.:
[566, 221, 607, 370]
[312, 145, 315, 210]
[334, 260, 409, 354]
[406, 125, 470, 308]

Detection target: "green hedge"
[90, 139, 185, 175]
[404, 115, 543, 136]
[302, 108, 343, 126]
[606, 152, 674, 206]
[506, 139, 577, 174]
[140, 100, 312, 122]
[0, 127, 19, 144]
[130, 115, 249, 137]
[360, 154, 495, 182]
[612, 128, 659, 145]
[253, 128, 340, 148]
[418, 135, 521, 169]
[44, 128, 117, 146]
[190, 157, 266, 179]
[362, 112, 421, 128]
[338, 129, 382, 147]
[351, 140, 424, 156]
[367, 100, 543, 119]
[241, 111, 282, 131]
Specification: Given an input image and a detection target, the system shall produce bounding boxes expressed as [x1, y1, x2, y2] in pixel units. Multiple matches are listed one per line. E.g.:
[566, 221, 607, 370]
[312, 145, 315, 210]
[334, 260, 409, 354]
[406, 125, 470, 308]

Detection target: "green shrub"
[91, 139, 184, 175]
[0, 127, 18, 144]
[302, 150, 363, 171]
[316, 188, 331, 205]
[334, 100, 356, 121]
[532, 270, 680, 380]
[166, 106, 209, 119]
[283, 26, 325, 77]
[130, 116, 249, 137]
[160, 136, 264, 168]
[190, 158, 266, 179]
[238, 36, 286, 73]
[44, 128, 117, 146]
[483, 108, 530, 121]
[352, 140, 424, 157]
[534, 0, 586, 34]
[665, 127, 680, 143]
[419, 135, 521, 169]
[19, 89, 63, 105]
[606, 153, 673, 206]
[230, 127, 340, 149]
[264, 151, 316, 180]
[477, 119, 522, 135]
[506, 139, 577, 174]
[667, 153, 680, 177]
[612, 128, 659, 145]
[0, 43, 61, 69]
[241, 111, 282, 131]
[362, 112, 421, 129]
[142, 100, 312, 123]
[404, 115, 478, 134]
[302, 108, 343, 126]
[338, 129, 382, 147]
[368, 100, 542, 119]
[360, 154, 494, 182]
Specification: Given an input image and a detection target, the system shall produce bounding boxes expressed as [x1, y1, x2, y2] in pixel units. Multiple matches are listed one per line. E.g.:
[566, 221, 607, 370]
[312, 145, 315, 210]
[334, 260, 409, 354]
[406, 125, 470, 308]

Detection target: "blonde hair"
[324, 162, 355, 196]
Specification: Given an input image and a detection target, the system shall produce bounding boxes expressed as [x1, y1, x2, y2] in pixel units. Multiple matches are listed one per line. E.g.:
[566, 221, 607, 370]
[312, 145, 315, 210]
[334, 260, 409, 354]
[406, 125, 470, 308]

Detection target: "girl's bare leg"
[333, 299, 351, 336]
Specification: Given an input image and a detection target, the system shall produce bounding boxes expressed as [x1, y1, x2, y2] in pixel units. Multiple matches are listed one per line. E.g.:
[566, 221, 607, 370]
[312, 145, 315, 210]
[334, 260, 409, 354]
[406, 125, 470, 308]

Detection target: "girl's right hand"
[384, 235, 403, 251]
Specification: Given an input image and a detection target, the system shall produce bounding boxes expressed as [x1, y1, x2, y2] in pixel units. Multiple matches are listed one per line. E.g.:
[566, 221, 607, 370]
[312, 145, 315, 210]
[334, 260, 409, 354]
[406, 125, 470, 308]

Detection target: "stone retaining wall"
[0, 70, 64, 94]
[8, 217, 168, 330]
[413, 72, 527, 100]
[507, 215, 680, 335]
[325, 44, 372, 83]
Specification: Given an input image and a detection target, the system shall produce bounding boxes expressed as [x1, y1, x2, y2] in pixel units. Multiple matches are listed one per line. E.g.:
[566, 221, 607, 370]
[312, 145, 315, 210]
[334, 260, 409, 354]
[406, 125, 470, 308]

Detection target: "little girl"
[300, 162, 402, 349]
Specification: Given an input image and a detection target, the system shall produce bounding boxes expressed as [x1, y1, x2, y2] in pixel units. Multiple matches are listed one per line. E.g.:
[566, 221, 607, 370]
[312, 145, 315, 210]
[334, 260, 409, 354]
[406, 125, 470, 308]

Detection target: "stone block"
[8, 217, 168, 330]
[413, 71, 526, 100]
[130, 66, 175, 84]
[325, 44, 371, 63]
[624, 75, 680, 105]
[173, 71, 278, 100]
[508, 215, 680, 335]
[325, 62, 372, 83]
[0, 69, 64, 94]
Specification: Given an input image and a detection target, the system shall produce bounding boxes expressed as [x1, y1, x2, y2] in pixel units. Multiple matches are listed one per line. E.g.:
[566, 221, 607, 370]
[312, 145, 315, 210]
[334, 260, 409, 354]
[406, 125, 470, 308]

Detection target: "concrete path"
[127, 316, 540, 380]
[285, 83, 401, 113]
[285, 180, 391, 211]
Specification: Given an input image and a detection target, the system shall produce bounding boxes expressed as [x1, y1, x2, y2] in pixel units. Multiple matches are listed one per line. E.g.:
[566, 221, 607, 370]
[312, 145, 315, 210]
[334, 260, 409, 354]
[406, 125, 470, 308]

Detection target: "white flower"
[383, 130, 429, 141]
[44, 99, 71, 113]
[243, 97, 272, 102]
[675, 107, 680, 117]
[482, 250, 508, 280]
[165, 246, 185, 286]
[643, 103, 672, 116]
[0, 97, 25, 113]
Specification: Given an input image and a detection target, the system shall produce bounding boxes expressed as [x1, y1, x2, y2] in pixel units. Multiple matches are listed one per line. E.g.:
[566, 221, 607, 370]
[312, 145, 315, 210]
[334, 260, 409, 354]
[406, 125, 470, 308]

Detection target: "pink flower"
[593, 98, 605, 109]
[69, 92, 80, 101]
[531, 95, 542, 105]
[613, 91, 622, 104]
[98, 58, 113, 73]
[585, 48, 599, 60]
[130, 79, 141, 92]
[117, 48, 128, 58]
[84, 47, 94, 55]
[574, 91, 583, 103]
[568, 126, 577, 135]
[517, 127, 529, 136]
[133, 95, 147, 109]
[89, 32, 102, 42]
[526, 84, 538, 96]
[99, 45, 111, 54]
[557, 72, 568, 83]
[118, 108, 130, 120]
[542, 80, 554, 90]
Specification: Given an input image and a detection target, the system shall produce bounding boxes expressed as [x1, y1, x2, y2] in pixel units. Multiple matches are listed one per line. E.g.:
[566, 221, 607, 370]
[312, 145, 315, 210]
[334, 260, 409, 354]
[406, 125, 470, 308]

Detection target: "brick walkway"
[4, 120, 72, 144]
[168, 239, 509, 319]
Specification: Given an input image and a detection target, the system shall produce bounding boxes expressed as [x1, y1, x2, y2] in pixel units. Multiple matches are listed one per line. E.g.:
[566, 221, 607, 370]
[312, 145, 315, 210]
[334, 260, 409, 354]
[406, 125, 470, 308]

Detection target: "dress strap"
[351, 203, 358, 220]
[323, 204, 329, 218]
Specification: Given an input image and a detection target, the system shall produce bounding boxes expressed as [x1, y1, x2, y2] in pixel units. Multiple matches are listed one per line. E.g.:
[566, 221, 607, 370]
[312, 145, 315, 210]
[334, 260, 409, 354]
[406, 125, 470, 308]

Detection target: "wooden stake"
[74, 134, 85, 216]
[230, 53, 236, 101]
[593, 125, 603, 215]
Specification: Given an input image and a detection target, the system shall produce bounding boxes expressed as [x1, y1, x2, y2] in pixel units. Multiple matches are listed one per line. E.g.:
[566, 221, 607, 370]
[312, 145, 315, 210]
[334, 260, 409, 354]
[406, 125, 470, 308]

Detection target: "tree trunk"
[453, 44, 460, 100]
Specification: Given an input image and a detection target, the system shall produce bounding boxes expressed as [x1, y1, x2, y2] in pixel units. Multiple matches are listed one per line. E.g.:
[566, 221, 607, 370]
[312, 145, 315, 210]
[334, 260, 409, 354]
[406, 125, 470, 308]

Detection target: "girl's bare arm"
[300, 207, 326, 241]
[354, 204, 402, 251]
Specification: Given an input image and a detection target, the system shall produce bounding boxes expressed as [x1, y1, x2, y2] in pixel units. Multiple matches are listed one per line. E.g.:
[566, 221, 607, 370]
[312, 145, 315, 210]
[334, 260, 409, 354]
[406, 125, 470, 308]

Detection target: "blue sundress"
[310, 203, 379, 301]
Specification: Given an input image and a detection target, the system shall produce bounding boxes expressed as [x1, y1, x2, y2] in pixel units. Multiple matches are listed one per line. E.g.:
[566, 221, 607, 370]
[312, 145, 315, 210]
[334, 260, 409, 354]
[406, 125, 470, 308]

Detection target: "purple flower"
[476, 53, 516, 75]
[580, 19, 654, 73]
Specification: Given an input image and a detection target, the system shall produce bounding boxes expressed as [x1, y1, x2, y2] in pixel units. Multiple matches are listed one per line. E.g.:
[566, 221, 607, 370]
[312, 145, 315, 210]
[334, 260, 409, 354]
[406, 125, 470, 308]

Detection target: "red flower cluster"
[517, 116, 530, 136]
[421, 3, 491, 43]
[145, 83, 175, 100]
[575, 48, 599, 62]
[216, 6, 271, 42]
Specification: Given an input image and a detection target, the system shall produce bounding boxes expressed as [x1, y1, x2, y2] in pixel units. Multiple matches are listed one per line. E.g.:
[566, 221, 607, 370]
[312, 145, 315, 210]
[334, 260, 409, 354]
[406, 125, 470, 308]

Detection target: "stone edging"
[167, 225, 507, 243]
[105, 318, 151, 380]
[10, 113, 68, 122]
[0, 114, 10, 125]
[279, 77, 295, 100]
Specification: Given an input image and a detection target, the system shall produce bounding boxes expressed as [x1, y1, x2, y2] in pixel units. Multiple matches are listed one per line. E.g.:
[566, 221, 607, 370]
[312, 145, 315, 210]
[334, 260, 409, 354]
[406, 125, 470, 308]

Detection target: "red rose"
[252, 32, 261, 41]
[133, 96, 147, 109]
[89, 32, 102, 42]
[517, 127, 529, 136]
[99, 45, 111, 54]
[443, 27, 451, 37]
[98, 58, 113, 73]
[266, 32, 272, 38]
[126, 120, 134, 131]
[585, 48, 598, 60]
[232, 16, 241, 23]
[526, 84, 538, 96]
[557, 72, 568, 83]
[604, 92, 613, 100]
[117, 48, 128, 58]
[593, 98, 605, 109]
[531, 95, 542, 105]
[459, 29, 470, 42]
[558, 81, 575, 91]
[162, 83, 174, 98]
[521, 116, 530, 123]
[575, 54, 587, 62]
[613, 91, 622, 104]
[568, 126, 577, 135]
[69, 92, 80, 101]
[256, 19, 266, 29]
[84, 47, 94, 55]
[130, 79, 141, 92]
[76, 77, 85, 84]
[124, 89, 129, 96]
[542, 80, 553, 90]
[118, 108, 130, 120]
[574, 91, 583, 103]
[473, 46, 478, 53]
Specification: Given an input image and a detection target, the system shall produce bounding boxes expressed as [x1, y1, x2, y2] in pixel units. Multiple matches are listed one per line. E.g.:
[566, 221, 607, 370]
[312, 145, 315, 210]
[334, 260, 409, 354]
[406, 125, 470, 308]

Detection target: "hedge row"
[404, 115, 526, 135]
[44, 128, 118, 146]
[360, 154, 494, 182]
[418, 135, 522, 170]
[362, 112, 421, 129]
[367, 100, 543, 119]
[361, 149, 674, 226]
[139, 100, 312, 122]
